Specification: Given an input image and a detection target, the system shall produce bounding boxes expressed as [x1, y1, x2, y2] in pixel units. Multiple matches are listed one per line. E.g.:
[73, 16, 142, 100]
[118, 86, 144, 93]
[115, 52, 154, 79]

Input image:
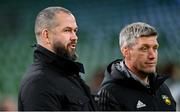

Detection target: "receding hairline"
[34, 6, 73, 38]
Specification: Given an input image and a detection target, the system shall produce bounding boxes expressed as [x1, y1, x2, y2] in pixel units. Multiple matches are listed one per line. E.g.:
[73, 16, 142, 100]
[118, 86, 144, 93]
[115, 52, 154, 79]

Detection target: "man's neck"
[125, 61, 149, 85]
[137, 73, 149, 85]
[128, 69, 149, 85]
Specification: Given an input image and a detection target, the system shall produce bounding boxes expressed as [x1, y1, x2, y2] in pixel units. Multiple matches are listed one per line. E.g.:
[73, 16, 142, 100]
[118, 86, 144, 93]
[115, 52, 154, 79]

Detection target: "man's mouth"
[145, 62, 156, 66]
[68, 43, 76, 49]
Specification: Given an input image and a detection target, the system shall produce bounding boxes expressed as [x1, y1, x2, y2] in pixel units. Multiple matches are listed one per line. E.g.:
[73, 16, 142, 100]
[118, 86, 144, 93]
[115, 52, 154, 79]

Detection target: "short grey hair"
[35, 6, 72, 37]
[119, 22, 158, 48]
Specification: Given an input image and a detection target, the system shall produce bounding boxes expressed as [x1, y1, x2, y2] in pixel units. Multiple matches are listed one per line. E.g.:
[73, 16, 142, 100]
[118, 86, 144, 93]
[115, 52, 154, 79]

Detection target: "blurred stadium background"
[0, 0, 180, 110]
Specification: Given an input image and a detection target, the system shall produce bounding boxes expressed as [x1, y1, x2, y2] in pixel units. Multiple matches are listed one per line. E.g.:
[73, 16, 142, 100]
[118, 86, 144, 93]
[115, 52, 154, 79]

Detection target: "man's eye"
[153, 46, 158, 50]
[140, 47, 148, 51]
[74, 29, 77, 33]
[64, 29, 71, 32]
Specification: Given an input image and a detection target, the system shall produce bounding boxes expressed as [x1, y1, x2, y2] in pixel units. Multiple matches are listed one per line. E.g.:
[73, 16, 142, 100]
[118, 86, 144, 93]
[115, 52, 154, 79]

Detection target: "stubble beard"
[139, 67, 156, 76]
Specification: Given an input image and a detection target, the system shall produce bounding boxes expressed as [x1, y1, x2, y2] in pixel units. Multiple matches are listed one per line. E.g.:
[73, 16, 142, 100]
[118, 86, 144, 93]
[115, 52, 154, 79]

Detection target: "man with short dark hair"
[97, 22, 176, 111]
[18, 6, 97, 111]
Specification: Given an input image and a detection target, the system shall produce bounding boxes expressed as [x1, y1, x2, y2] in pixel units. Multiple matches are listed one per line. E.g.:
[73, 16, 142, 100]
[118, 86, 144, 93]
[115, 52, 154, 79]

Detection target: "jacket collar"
[33, 44, 85, 75]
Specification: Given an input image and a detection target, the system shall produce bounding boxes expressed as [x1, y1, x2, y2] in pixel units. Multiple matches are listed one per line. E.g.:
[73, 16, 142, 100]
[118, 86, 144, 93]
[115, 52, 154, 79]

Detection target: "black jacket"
[18, 45, 97, 111]
[97, 59, 176, 111]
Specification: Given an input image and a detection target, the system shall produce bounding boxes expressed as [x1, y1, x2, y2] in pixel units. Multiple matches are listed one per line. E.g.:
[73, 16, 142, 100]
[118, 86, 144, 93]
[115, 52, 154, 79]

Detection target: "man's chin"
[54, 47, 77, 61]
[68, 51, 78, 61]
[144, 69, 156, 74]
[140, 68, 156, 75]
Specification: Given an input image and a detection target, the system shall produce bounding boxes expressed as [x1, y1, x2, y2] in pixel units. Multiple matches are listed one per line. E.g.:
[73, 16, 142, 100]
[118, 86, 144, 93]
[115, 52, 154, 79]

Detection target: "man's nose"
[148, 49, 157, 59]
[70, 32, 78, 40]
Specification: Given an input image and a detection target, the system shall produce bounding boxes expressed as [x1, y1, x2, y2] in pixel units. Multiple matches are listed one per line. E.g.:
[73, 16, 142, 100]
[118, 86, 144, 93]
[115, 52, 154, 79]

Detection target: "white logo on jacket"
[136, 100, 146, 108]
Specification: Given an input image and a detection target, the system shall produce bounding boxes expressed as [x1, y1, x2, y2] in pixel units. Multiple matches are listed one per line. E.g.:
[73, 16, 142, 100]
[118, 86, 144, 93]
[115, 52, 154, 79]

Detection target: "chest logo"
[136, 100, 146, 108]
[161, 95, 171, 105]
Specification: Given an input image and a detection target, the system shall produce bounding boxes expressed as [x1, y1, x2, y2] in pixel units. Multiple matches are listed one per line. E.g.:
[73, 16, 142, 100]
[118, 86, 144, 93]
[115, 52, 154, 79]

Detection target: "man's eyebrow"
[64, 27, 78, 30]
[141, 44, 150, 47]
[141, 43, 159, 47]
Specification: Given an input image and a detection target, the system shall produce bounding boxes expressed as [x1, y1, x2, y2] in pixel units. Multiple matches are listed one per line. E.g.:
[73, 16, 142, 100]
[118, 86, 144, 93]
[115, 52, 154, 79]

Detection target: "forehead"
[54, 12, 77, 28]
[136, 36, 158, 46]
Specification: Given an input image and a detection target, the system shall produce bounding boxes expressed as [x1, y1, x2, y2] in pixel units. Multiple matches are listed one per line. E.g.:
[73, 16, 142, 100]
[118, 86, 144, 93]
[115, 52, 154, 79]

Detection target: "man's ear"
[121, 47, 130, 59]
[42, 29, 50, 45]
